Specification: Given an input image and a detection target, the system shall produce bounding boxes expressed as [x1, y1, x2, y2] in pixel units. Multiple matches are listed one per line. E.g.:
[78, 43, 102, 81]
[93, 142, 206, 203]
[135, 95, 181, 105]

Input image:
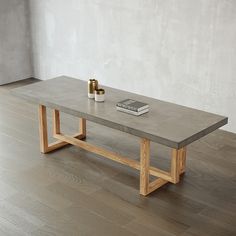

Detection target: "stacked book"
[116, 99, 149, 116]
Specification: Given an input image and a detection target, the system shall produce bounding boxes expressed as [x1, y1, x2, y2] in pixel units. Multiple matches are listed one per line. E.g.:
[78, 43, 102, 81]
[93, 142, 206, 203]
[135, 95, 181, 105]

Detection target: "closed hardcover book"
[116, 106, 149, 116]
[116, 99, 149, 112]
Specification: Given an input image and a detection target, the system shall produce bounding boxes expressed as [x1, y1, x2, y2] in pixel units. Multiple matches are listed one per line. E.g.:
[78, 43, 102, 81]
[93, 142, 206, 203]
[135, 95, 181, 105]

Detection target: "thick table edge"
[178, 117, 228, 149]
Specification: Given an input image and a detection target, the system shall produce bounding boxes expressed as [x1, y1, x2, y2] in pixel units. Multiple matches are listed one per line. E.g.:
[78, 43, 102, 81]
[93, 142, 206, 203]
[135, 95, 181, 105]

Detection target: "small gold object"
[88, 79, 98, 98]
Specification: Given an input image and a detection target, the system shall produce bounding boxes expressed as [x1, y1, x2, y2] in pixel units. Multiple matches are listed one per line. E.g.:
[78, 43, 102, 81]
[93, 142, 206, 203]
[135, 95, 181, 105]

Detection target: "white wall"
[0, 0, 32, 85]
[29, 0, 236, 133]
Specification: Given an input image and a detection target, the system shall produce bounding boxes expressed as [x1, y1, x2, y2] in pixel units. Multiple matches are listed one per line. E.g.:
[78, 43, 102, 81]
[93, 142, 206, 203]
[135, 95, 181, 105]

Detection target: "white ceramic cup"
[95, 89, 105, 102]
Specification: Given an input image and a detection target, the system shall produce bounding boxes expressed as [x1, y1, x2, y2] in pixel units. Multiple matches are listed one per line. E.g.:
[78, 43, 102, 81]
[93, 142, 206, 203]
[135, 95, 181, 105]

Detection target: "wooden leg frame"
[39, 105, 187, 196]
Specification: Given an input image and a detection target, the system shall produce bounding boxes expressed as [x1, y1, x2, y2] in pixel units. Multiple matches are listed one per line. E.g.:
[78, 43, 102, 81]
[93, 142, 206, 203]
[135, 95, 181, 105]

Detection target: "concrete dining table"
[12, 76, 228, 196]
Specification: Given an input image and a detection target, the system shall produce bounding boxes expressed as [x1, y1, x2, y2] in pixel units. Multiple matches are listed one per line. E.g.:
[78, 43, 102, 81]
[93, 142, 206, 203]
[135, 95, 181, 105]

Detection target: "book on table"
[116, 99, 149, 112]
[116, 106, 149, 116]
[116, 99, 149, 116]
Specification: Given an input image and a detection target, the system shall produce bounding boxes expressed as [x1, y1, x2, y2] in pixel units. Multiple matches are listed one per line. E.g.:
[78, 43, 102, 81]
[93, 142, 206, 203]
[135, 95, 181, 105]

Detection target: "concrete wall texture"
[2, 0, 236, 133]
[0, 0, 32, 85]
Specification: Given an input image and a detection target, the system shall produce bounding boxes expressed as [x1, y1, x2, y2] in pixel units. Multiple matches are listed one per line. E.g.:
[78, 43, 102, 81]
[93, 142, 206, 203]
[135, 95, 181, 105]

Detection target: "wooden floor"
[0, 79, 235, 236]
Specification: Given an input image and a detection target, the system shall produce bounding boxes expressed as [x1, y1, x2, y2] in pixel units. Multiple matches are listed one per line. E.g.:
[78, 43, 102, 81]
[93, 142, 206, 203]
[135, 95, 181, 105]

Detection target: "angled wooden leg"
[38, 105, 48, 153]
[79, 118, 86, 139]
[140, 138, 150, 196]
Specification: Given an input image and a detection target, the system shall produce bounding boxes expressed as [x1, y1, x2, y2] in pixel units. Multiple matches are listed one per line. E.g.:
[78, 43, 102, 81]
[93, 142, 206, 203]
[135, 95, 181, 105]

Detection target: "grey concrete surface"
[0, 0, 32, 85]
[28, 0, 236, 133]
[12, 76, 227, 149]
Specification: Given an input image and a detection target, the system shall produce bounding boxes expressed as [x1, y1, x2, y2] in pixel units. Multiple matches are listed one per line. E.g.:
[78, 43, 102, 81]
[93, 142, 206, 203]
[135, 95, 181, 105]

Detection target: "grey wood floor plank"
[124, 220, 175, 236]
[46, 181, 134, 227]
[0, 200, 44, 233]
[94, 189, 189, 235]
[63, 205, 136, 236]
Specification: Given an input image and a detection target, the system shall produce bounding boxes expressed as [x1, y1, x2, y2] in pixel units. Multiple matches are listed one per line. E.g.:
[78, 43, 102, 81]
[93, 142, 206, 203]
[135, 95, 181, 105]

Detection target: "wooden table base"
[38, 105, 187, 196]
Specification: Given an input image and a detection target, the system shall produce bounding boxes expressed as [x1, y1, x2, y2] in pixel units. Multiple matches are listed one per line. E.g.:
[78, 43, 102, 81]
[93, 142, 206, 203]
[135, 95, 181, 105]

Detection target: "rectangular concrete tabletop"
[12, 76, 228, 149]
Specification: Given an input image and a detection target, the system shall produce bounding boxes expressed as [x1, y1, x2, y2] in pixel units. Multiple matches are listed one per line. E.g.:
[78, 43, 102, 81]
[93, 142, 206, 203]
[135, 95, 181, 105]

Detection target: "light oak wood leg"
[143, 147, 186, 195]
[52, 109, 60, 135]
[139, 138, 170, 196]
[38, 105, 48, 153]
[171, 149, 181, 183]
[179, 147, 187, 174]
[38, 105, 86, 154]
[140, 138, 150, 196]
[79, 118, 86, 139]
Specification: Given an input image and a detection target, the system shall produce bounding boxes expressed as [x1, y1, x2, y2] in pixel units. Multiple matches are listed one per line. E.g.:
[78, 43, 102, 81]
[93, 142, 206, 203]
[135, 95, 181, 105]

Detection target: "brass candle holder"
[88, 79, 98, 99]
